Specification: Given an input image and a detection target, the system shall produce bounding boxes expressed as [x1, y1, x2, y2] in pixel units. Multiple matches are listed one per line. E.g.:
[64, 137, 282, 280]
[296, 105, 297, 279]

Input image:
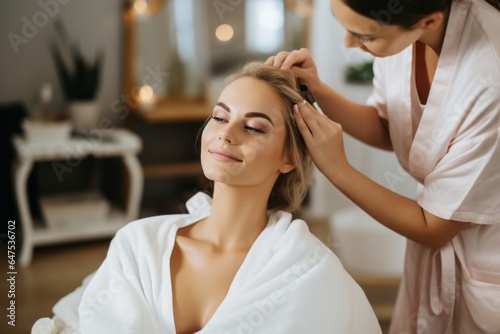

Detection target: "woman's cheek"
[240, 145, 258, 163]
[201, 124, 216, 145]
[246, 139, 285, 167]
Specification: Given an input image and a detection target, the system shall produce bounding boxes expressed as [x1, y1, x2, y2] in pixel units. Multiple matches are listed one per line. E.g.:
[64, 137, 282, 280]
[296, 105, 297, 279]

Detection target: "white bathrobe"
[65, 192, 380, 334]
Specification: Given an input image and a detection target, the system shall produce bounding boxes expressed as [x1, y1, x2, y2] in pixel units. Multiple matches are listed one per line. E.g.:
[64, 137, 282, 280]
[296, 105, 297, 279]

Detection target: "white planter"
[22, 119, 72, 142]
[69, 100, 101, 132]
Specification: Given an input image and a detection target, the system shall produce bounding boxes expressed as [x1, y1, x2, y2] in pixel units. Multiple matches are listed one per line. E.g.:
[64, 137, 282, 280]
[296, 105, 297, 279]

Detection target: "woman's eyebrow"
[245, 112, 275, 126]
[215, 101, 275, 126]
[216, 101, 230, 111]
[347, 29, 376, 39]
[330, 6, 377, 39]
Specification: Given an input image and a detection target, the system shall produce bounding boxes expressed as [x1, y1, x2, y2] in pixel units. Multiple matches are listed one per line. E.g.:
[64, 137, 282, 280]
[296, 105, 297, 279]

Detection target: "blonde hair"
[224, 62, 314, 213]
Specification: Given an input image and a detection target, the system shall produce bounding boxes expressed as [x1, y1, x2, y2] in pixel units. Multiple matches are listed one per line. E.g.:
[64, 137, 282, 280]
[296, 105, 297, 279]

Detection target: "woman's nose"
[218, 133, 232, 144]
[218, 126, 235, 144]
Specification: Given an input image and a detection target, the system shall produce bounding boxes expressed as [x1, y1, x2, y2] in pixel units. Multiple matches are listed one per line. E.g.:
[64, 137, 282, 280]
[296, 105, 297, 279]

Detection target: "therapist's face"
[201, 77, 292, 189]
[331, 0, 423, 57]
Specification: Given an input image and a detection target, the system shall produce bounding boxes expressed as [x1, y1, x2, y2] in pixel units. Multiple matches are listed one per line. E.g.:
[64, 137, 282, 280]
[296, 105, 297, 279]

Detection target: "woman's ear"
[417, 11, 444, 31]
[279, 161, 295, 174]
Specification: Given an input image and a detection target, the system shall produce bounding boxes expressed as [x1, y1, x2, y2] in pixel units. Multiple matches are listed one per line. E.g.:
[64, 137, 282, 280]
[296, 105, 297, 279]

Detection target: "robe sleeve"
[418, 91, 500, 224]
[366, 58, 389, 120]
[78, 224, 163, 334]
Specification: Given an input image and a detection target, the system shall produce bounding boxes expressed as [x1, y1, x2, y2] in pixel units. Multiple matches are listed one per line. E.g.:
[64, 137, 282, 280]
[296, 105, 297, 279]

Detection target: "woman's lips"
[209, 148, 243, 162]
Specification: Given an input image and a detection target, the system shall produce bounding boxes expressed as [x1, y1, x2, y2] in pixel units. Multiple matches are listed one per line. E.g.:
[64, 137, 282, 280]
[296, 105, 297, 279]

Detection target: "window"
[245, 0, 285, 53]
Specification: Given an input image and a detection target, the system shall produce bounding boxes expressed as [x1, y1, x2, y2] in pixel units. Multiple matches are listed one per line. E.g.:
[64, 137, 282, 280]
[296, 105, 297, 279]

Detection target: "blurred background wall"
[0, 0, 123, 116]
[0, 0, 417, 221]
[307, 0, 417, 218]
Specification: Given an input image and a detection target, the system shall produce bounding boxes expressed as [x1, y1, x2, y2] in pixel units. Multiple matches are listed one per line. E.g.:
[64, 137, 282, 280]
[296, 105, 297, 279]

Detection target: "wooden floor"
[1, 234, 394, 333]
[0, 239, 111, 334]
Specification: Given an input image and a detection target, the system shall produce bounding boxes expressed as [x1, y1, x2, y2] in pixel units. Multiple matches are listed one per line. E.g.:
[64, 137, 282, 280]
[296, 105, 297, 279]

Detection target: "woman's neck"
[192, 186, 271, 251]
[418, 5, 451, 56]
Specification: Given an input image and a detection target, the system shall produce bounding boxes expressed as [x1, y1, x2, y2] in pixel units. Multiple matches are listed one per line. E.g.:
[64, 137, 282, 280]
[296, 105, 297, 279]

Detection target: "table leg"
[13, 158, 34, 267]
[122, 153, 143, 221]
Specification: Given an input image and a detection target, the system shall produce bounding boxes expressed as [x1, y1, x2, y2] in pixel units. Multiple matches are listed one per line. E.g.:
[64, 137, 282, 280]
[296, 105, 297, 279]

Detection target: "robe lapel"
[408, 0, 470, 180]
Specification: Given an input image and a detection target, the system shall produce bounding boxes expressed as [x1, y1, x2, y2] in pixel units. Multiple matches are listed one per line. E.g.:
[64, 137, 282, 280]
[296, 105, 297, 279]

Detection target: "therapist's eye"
[360, 36, 376, 42]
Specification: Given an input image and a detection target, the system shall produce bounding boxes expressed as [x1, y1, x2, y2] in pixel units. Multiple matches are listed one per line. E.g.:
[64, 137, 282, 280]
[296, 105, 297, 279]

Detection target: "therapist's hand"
[294, 101, 349, 178]
[265, 48, 321, 93]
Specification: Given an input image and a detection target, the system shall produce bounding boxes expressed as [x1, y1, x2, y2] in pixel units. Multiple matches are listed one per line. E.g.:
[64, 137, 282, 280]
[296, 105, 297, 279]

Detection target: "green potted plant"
[50, 19, 104, 132]
[345, 60, 374, 84]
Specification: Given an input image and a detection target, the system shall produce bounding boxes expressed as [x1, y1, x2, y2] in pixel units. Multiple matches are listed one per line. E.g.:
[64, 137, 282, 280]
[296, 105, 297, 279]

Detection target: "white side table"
[12, 129, 143, 267]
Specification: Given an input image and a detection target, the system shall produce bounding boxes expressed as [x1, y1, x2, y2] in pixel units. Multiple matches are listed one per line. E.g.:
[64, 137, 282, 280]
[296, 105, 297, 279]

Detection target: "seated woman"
[33, 62, 381, 334]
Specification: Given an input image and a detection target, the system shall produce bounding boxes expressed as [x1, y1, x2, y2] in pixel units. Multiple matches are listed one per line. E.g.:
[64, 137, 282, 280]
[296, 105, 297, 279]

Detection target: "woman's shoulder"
[470, 0, 500, 27]
[113, 214, 188, 246]
[271, 211, 343, 266]
[266, 213, 381, 332]
[122, 214, 185, 231]
[464, 0, 500, 62]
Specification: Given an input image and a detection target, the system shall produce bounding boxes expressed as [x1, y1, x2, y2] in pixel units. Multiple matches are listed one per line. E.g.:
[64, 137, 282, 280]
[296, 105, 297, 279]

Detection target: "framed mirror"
[123, 0, 314, 120]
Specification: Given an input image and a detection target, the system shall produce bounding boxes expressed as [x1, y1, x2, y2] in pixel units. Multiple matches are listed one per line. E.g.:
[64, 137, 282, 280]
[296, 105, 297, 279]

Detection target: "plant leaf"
[50, 19, 103, 101]
[50, 40, 72, 99]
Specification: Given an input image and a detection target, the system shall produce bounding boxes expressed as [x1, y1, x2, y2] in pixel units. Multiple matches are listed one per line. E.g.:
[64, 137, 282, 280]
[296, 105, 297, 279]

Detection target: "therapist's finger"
[271, 51, 291, 68]
[294, 101, 323, 137]
[293, 104, 314, 141]
[295, 101, 345, 172]
[298, 100, 325, 130]
[265, 56, 275, 66]
[281, 49, 308, 70]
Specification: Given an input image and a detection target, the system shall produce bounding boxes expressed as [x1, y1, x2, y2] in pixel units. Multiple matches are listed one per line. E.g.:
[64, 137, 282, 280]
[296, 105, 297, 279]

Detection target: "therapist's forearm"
[313, 81, 392, 151]
[325, 162, 457, 249]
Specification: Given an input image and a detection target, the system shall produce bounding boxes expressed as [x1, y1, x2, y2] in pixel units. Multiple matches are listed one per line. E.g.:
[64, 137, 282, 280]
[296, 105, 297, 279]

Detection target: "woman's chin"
[203, 168, 235, 185]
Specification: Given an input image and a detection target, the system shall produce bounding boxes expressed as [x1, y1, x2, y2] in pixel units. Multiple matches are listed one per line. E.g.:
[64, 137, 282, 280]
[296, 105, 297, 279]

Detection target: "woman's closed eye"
[211, 115, 226, 123]
[212, 114, 266, 134]
[244, 125, 265, 134]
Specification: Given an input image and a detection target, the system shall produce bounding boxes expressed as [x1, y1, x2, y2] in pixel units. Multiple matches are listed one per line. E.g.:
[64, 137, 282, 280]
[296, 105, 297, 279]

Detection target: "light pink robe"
[367, 0, 500, 332]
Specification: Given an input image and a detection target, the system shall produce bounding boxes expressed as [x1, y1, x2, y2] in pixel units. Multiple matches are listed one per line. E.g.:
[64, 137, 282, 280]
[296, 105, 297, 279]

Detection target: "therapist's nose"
[343, 32, 361, 48]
